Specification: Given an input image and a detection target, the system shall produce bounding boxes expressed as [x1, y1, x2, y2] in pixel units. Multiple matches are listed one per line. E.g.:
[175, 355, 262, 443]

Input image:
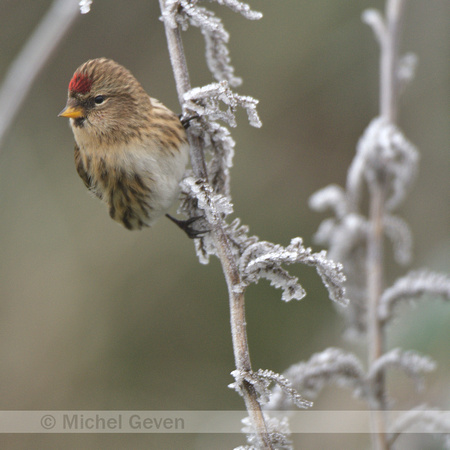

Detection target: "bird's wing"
[74, 143, 92, 190]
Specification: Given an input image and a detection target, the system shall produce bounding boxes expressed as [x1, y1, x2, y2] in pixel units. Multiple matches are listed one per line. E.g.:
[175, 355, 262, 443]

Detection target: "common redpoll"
[59, 58, 193, 233]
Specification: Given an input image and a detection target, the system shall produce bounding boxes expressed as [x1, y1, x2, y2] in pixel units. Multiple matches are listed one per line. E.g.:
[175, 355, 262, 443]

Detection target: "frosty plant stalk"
[158, 1, 347, 448]
[267, 1, 450, 449]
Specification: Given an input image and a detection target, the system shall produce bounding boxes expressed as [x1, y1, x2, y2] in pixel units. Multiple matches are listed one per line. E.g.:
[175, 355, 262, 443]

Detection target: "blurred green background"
[0, 0, 448, 448]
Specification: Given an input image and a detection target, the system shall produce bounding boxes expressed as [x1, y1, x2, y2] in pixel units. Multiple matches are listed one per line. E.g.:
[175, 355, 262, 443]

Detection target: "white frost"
[79, 0, 92, 14]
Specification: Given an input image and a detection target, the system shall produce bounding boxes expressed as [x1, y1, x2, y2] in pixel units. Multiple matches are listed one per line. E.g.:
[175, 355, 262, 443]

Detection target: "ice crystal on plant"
[379, 270, 450, 323]
[383, 214, 413, 265]
[310, 118, 421, 335]
[308, 53, 445, 375]
[368, 349, 436, 391]
[230, 368, 312, 409]
[349, 117, 419, 211]
[389, 406, 450, 448]
[180, 81, 260, 203]
[267, 348, 437, 411]
[180, 177, 233, 222]
[79, 0, 92, 14]
[266, 348, 366, 409]
[239, 413, 293, 450]
[239, 238, 347, 305]
[309, 184, 348, 218]
[211, 0, 263, 21]
[302, 5, 449, 447]
[162, 0, 261, 86]
[184, 81, 261, 128]
[264, 427, 293, 450]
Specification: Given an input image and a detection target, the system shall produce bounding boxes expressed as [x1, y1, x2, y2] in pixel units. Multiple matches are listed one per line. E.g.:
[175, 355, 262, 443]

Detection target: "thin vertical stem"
[367, 1, 407, 449]
[0, 0, 80, 150]
[158, 1, 272, 448]
[367, 180, 388, 450]
[380, 0, 407, 122]
[159, 15, 207, 179]
[367, 184, 386, 368]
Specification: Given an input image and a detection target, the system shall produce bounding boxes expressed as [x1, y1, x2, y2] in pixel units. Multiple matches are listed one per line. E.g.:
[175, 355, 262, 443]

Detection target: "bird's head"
[59, 58, 151, 144]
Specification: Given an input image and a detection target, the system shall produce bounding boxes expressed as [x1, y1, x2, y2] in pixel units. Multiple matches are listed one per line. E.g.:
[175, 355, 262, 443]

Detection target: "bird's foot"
[166, 214, 209, 239]
[179, 113, 200, 129]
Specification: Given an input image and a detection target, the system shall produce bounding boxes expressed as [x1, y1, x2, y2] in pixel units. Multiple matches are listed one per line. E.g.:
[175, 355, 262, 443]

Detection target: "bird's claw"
[178, 113, 200, 129]
[166, 214, 209, 239]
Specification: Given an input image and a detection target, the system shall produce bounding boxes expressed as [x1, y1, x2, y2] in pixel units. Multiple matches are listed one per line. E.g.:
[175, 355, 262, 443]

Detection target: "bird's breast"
[75, 139, 189, 230]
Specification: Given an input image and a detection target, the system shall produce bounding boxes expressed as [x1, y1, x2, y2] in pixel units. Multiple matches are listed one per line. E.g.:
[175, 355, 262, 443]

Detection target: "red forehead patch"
[69, 72, 92, 94]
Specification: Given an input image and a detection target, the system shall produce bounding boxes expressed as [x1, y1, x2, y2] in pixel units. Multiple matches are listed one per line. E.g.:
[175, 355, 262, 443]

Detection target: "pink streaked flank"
[69, 72, 92, 94]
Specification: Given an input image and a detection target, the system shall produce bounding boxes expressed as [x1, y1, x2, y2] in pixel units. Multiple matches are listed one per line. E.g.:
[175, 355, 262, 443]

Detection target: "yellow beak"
[58, 104, 85, 119]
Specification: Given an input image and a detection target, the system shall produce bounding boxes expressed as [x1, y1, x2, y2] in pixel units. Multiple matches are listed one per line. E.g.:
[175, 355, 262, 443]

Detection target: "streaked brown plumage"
[59, 58, 189, 231]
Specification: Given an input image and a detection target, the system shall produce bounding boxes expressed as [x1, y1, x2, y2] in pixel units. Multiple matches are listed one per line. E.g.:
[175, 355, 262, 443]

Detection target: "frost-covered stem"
[159, 2, 272, 448]
[367, 2, 407, 449]
[158, 9, 207, 178]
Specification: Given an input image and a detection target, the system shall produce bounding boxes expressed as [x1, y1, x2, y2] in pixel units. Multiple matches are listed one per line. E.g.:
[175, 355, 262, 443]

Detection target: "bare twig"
[0, 0, 80, 150]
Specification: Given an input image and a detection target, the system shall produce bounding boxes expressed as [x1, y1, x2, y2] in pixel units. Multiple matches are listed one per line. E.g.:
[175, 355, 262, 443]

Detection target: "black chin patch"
[73, 117, 86, 128]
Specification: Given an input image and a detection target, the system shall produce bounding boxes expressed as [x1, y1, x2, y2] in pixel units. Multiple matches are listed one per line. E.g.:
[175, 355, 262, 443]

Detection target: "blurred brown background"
[0, 0, 448, 448]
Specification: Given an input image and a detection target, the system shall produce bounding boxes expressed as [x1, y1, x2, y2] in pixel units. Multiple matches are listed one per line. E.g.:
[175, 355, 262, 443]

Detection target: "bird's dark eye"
[94, 95, 104, 104]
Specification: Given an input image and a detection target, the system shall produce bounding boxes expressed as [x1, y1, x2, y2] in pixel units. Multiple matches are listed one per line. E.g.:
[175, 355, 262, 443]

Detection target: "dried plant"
[2, 1, 447, 448]
[157, 1, 348, 448]
[267, 1, 450, 449]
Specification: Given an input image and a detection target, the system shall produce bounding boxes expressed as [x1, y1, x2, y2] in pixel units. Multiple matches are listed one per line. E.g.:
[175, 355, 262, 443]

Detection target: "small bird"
[59, 58, 194, 233]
